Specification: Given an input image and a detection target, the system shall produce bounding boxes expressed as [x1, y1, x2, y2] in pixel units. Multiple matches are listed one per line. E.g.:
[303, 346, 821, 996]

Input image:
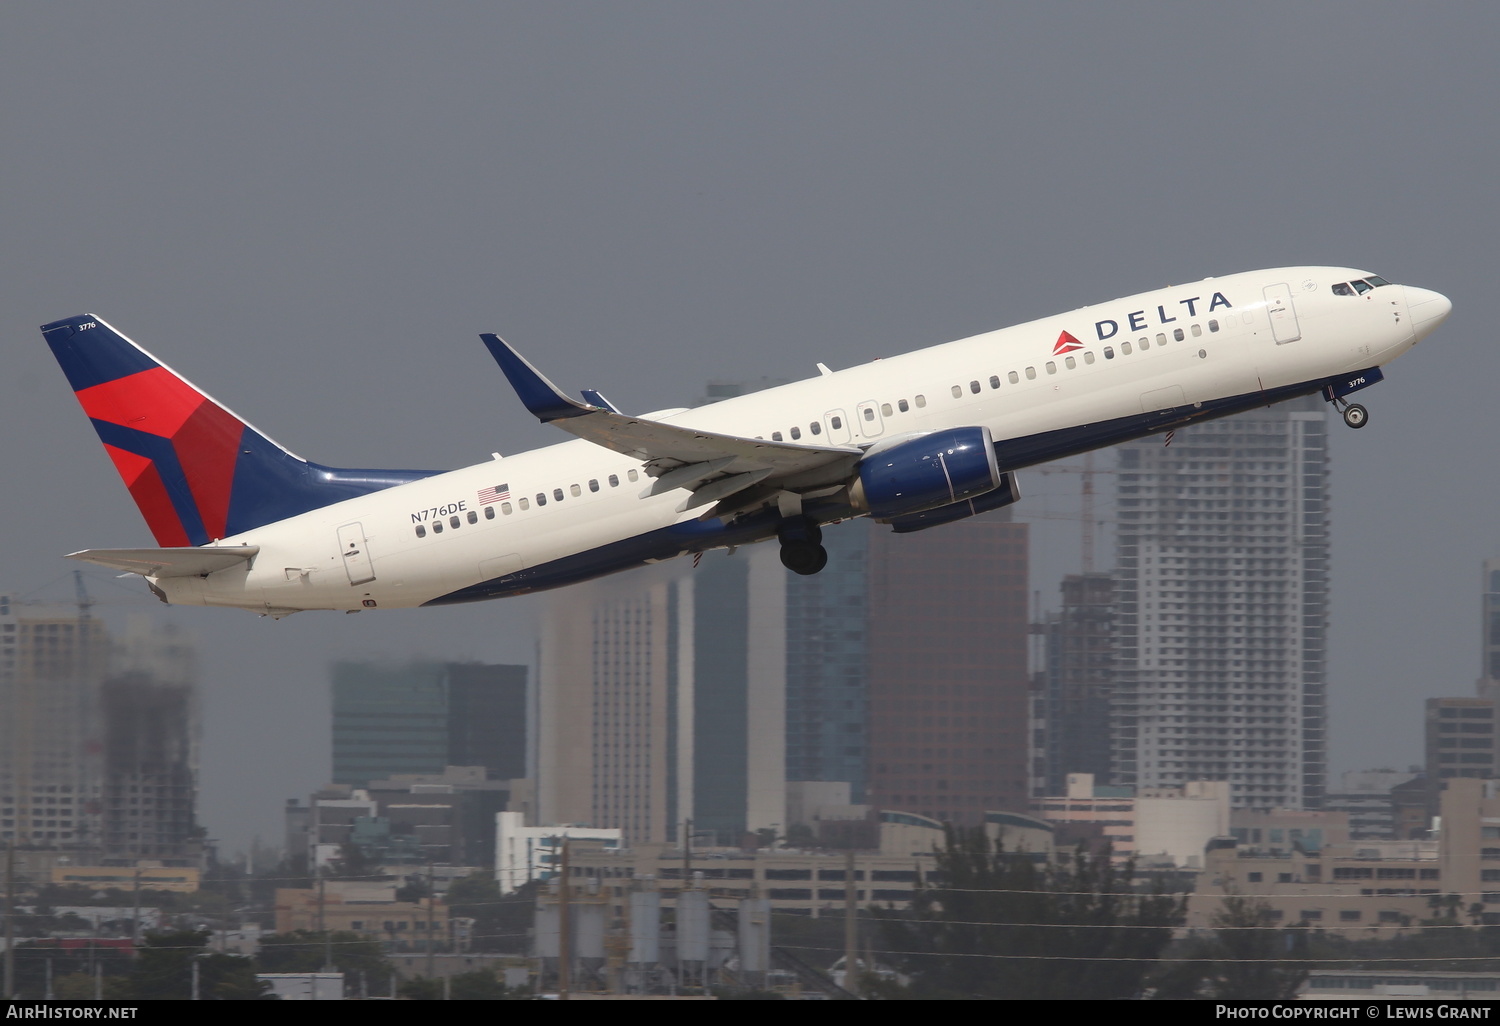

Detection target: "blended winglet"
[480, 334, 597, 422]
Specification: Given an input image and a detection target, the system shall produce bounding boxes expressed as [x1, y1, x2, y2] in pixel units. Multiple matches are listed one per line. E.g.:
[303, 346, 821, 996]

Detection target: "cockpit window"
[1351, 279, 1373, 294]
[1365, 275, 1391, 287]
[1332, 282, 1354, 297]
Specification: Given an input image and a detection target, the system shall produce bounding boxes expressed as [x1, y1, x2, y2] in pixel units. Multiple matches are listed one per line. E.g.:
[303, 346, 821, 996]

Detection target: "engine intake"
[850, 426, 1002, 520]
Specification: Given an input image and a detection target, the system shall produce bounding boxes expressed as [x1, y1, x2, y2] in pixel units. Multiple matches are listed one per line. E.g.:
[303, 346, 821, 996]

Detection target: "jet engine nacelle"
[884, 472, 1021, 533]
[849, 426, 1002, 520]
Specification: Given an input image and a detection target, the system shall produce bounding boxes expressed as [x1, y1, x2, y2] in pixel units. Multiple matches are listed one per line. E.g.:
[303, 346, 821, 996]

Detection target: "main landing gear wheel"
[1342, 403, 1368, 429]
[778, 517, 828, 576]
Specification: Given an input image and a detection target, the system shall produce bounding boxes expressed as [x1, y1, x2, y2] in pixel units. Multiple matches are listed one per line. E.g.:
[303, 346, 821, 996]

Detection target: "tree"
[445, 873, 535, 953]
[257, 929, 392, 984]
[127, 930, 271, 1000]
[1149, 894, 1308, 999]
[877, 829, 1184, 999]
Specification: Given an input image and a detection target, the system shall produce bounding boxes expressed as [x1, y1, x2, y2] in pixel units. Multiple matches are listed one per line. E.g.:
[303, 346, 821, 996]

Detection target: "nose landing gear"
[778, 517, 828, 576]
[1323, 385, 1370, 429]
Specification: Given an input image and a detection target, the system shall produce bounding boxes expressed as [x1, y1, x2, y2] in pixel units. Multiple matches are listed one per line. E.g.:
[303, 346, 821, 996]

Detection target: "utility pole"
[317, 872, 332, 972]
[4, 841, 14, 999]
[558, 839, 571, 1000]
[425, 863, 436, 982]
[843, 849, 859, 999]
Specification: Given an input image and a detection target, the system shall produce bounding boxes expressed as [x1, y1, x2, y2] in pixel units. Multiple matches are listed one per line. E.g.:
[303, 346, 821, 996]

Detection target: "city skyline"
[3, 5, 1495, 851]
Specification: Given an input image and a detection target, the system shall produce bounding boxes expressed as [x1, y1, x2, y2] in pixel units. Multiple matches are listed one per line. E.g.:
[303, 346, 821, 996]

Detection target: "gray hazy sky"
[3, 4, 1494, 852]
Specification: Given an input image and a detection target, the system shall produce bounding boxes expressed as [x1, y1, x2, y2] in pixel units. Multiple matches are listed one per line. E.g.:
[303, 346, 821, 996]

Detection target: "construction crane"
[1029, 456, 1116, 573]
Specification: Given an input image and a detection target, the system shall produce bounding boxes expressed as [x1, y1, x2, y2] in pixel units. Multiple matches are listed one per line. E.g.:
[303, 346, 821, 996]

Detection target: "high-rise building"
[784, 518, 870, 801]
[1, 599, 203, 865]
[1111, 397, 1330, 809]
[1037, 572, 1116, 796]
[0, 595, 110, 850]
[537, 554, 787, 848]
[538, 572, 676, 846]
[331, 660, 527, 787]
[1482, 558, 1500, 689]
[865, 513, 1032, 826]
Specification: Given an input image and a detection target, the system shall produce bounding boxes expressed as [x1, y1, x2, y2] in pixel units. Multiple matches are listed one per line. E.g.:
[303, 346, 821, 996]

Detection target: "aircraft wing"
[481, 335, 862, 487]
[67, 546, 259, 578]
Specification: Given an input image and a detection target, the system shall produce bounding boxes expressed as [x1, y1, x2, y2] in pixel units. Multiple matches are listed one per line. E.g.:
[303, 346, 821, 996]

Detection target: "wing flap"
[66, 546, 259, 578]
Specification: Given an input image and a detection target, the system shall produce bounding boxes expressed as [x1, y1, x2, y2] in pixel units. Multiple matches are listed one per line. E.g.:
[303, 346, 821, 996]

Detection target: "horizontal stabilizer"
[66, 546, 259, 578]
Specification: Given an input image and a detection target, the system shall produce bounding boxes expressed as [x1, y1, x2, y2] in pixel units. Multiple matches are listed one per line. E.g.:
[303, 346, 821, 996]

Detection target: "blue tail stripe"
[226, 430, 437, 537]
[90, 420, 211, 545]
[42, 316, 160, 392]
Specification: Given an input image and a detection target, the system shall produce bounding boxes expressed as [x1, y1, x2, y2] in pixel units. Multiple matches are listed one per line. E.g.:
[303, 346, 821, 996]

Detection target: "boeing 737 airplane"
[40, 266, 1450, 617]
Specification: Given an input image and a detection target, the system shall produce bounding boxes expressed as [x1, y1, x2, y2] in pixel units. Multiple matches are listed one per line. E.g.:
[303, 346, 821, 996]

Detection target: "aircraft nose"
[1405, 286, 1453, 340]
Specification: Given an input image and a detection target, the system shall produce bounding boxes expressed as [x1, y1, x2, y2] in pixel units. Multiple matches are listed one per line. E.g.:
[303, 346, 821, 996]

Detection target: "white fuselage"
[157, 267, 1436, 615]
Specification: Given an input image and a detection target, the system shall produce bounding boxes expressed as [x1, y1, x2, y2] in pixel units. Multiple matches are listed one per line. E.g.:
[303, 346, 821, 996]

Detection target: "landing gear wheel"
[780, 540, 828, 576]
[1342, 403, 1368, 429]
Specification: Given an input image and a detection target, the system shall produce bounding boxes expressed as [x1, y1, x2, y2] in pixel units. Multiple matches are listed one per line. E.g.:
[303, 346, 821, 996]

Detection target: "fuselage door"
[823, 409, 851, 445]
[855, 400, 885, 439]
[337, 522, 376, 586]
[1264, 283, 1302, 344]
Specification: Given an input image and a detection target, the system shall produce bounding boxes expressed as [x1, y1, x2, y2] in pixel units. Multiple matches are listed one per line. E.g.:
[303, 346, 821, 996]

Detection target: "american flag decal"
[477, 483, 511, 505]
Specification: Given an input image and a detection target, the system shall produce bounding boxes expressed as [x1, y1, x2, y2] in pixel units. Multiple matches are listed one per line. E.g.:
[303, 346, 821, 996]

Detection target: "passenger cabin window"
[1104, 347, 1114, 360]
[553, 488, 564, 502]
[772, 431, 783, 441]
[1008, 370, 1019, 383]
[1121, 342, 1132, 355]
[628, 469, 639, 482]
[1173, 328, 1185, 341]
[1209, 319, 1220, 332]
[897, 399, 909, 413]
[1065, 356, 1076, 369]
[570, 483, 581, 497]
[415, 525, 426, 538]
[501, 502, 512, 515]
[810, 421, 822, 434]
[1025, 366, 1036, 379]
[881, 402, 893, 416]
[863, 407, 875, 421]
[487, 505, 498, 518]
[790, 426, 801, 440]
[450, 515, 461, 529]
[1084, 351, 1095, 364]
[1045, 361, 1056, 374]
[989, 375, 1000, 389]
[914, 395, 926, 408]
[1191, 323, 1203, 337]
[831, 414, 844, 428]
[467, 510, 478, 524]
[969, 380, 980, 394]
[609, 474, 620, 487]
[536, 493, 547, 506]
[519, 497, 530, 510]
[589, 479, 600, 492]
[1138, 337, 1149, 350]
[1156, 332, 1167, 345]
[433, 521, 444, 533]
[951, 385, 962, 398]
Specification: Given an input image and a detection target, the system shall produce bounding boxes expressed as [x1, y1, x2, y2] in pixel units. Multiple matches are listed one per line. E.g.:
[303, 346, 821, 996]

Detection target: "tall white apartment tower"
[1111, 396, 1330, 809]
